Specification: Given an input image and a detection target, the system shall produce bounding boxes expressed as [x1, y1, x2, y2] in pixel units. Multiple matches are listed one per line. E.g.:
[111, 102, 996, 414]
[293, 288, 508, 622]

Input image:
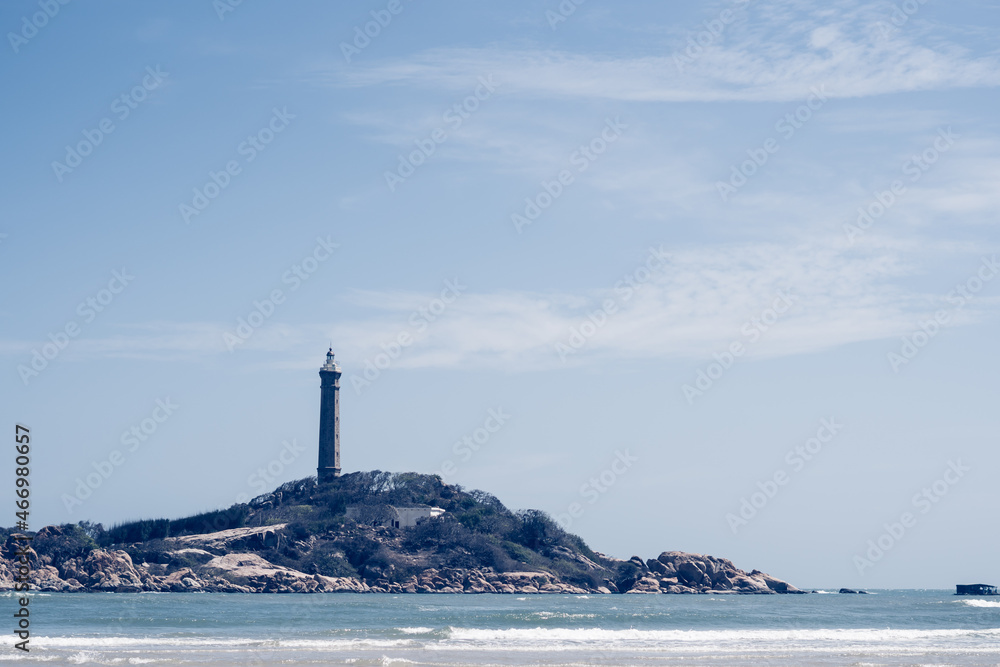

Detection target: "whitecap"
[959, 599, 1000, 608]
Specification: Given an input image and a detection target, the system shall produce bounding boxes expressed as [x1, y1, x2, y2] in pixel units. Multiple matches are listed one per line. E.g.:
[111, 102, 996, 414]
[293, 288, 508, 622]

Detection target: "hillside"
[0, 472, 804, 594]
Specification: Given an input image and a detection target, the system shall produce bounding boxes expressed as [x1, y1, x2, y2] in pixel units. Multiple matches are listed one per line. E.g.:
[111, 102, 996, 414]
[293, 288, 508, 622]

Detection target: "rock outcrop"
[0, 474, 807, 595]
[0, 528, 802, 595]
[610, 551, 805, 595]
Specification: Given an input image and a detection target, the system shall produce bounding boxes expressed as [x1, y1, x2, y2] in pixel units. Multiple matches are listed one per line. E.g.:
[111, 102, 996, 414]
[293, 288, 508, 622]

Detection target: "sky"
[1, 0, 998, 590]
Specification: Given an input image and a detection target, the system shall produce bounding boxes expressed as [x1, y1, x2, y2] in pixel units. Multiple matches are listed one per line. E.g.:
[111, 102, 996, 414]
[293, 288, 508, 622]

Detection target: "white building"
[345, 504, 446, 528]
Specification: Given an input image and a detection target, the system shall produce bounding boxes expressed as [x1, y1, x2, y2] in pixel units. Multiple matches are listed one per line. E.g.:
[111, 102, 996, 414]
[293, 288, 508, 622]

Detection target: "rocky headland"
[1, 472, 804, 595]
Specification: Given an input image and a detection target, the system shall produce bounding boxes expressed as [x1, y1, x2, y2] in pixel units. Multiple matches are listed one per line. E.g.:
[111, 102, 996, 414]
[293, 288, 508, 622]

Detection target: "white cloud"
[307, 2, 1000, 103]
[314, 238, 996, 370]
[2, 239, 995, 371]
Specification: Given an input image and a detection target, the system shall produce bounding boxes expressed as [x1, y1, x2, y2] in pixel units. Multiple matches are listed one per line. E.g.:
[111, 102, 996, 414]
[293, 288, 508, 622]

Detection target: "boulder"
[662, 584, 697, 594]
[162, 568, 200, 592]
[80, 550, 145, 592]
[63, 577, 85, 592]
[463, 571, 497, 594]
[167, 524, 288, 551]
[646, 558, 668, 575]
[712, 572, 733, 590]
[31, 565, 71, 591]
[314, 574, 369, 593]
[730, 574, 773, 594]
[625, 576, 661, 594]
[676, 560, 709, 585]
[750, 570, 803, 594]
[628, 555, 648, 570]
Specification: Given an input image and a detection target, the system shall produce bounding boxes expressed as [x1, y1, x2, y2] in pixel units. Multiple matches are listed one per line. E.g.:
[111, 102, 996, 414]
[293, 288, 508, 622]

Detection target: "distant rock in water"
[0, 472, 804, 595]
[614, 552, 805, 595]
[838, 588, 868, 594]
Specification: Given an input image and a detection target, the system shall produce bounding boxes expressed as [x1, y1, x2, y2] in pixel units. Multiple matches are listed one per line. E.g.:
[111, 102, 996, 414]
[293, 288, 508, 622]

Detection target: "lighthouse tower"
[317, 348, 342, 482]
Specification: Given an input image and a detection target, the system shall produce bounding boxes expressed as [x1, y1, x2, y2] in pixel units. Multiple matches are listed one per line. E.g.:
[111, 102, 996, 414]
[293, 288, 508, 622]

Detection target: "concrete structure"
[393, 506, 446, 528]
[317, 348, 341, 481]
[346, 504, 446, 529]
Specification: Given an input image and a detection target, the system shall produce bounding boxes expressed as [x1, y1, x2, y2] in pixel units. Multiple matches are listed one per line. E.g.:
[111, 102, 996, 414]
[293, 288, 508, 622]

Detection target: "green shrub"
[32, 524, 98, 563]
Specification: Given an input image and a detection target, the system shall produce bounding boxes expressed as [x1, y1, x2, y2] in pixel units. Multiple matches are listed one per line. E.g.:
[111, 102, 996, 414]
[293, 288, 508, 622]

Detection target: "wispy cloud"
[317, 239, 944, 369]
[304, 2, 1000, 103]
[10, 238, 994, 370]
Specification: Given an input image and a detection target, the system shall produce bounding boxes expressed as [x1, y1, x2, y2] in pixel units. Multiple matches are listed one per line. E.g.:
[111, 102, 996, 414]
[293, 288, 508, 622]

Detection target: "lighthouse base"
[317, 467, 341, 483]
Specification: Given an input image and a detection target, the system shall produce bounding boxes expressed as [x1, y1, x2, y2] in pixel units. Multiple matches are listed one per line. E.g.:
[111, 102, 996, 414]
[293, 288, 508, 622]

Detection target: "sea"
[3, 590, 1000, 666]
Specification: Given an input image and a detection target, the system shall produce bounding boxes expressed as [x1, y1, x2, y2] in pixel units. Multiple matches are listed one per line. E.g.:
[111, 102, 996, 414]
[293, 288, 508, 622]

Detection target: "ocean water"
[3, 590, 1000, 666]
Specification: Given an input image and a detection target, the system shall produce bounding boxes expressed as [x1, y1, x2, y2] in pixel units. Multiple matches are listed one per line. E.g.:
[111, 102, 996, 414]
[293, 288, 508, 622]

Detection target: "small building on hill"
[345, 504, 445, 529]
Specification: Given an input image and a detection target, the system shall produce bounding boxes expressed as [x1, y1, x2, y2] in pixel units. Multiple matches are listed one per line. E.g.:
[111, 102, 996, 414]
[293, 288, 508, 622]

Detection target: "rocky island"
[1, 471, 803, 595]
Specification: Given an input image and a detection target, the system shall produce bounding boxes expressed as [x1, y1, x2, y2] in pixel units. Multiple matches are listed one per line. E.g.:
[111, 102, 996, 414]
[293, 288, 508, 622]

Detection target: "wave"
[528, 611, 597, 619]
[64, 651, 167, 665]
[959, 599, 1000, 608]
[0, 636, 419, 650]
[444, 626, 1000, 645]
[6, 626, 1000, 656]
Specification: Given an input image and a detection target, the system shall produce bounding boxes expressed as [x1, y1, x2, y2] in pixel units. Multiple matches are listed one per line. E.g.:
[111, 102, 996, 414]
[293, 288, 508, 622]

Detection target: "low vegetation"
[53, 471, 619, 590]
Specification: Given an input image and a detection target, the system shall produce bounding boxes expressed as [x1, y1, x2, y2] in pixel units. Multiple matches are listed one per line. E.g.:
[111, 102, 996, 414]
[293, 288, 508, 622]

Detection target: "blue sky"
[2, 0, 999, 589]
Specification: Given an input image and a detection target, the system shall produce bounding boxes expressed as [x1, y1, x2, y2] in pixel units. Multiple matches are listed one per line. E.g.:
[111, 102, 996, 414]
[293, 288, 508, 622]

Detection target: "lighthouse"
[317, 348, 341, 482]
